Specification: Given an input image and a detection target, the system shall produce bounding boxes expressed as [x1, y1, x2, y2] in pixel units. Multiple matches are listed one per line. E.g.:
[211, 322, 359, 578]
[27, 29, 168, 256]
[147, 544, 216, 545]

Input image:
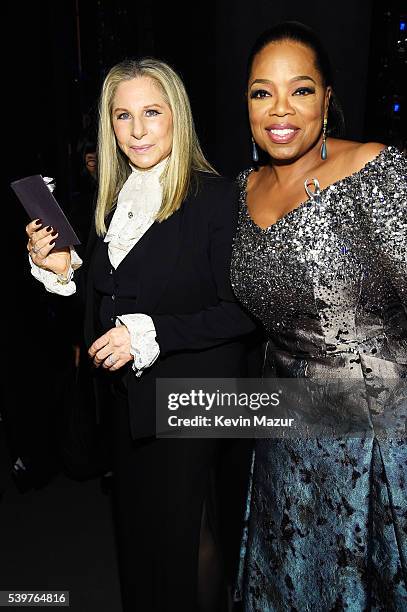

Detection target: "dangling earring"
[252, 137, 259, 163]
[321, 117, 328, 160]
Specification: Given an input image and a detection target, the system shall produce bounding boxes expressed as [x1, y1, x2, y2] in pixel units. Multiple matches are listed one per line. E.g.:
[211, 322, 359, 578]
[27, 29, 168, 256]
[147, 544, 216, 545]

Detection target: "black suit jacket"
[83, 172, 255, 438]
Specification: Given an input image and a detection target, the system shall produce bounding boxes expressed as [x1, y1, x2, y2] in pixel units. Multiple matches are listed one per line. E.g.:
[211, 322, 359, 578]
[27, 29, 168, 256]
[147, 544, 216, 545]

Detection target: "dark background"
[5, 0, 406, 498]
[8, 0, 405, 191]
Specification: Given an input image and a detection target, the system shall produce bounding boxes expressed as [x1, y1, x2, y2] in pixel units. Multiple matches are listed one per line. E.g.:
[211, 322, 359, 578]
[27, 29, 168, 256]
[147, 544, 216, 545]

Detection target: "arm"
[25, 175, 90, 296]
[151, 181, 255, 356]
[29, 246, 82, 296]
[116, 314, 159, 375]
[26, 219, 81, 295]
[359, 146, 407, 309]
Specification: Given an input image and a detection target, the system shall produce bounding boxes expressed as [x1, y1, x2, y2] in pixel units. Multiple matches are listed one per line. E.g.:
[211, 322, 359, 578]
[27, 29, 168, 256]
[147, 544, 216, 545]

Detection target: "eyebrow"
[113, 103, 165, 112]
[250, 75, 316, 87]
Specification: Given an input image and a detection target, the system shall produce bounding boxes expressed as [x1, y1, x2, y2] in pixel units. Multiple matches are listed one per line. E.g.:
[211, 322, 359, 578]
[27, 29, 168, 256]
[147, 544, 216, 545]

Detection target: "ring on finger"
[107, 354, 117, 366]
[32, 245, 40, 254]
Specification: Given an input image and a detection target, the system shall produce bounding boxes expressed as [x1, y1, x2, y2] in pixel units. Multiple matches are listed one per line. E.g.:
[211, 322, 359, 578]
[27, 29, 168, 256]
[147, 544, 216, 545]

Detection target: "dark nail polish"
[49, 240, 56, 246]
[46, 226, 52, 232]
[35, 218, 43, 225]
[51, 230, 57, 236]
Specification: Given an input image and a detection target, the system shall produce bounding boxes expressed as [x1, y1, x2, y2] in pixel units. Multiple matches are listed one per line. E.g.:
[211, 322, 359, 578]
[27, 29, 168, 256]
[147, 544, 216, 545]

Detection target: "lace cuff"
[29, 247, 82, 296]
[116, 313, 160, 377]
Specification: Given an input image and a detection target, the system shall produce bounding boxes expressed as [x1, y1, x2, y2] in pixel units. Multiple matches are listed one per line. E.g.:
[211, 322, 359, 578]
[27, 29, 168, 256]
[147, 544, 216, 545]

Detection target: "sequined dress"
[230, 147, 407, 611]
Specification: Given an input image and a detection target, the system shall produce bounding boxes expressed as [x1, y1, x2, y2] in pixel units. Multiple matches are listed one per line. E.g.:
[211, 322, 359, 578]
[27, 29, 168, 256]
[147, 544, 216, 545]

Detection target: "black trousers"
[111, 385, 219, 612]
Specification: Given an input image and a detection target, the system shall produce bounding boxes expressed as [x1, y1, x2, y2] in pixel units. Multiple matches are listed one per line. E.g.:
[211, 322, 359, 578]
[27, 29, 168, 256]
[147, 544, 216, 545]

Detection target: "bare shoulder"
[329, 139, 386, 176]
[352, 141, 386, 169]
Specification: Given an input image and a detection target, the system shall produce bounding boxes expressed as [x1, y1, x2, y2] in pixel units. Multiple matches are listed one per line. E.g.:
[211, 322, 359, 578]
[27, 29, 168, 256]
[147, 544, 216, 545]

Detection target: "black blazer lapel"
[135, 205, 183, 313]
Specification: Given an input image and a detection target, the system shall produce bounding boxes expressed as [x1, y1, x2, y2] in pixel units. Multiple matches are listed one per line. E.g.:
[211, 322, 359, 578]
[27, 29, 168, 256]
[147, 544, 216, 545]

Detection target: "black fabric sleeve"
[151, 180, 255, 356]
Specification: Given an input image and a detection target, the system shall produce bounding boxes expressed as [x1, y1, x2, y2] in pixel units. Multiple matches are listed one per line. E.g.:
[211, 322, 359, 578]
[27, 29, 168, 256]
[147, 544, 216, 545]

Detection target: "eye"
[293, 87, 315, 96]
[117, 112, 131, 120]
[250, 89, 271, 99]
[145, 109, 161, 117]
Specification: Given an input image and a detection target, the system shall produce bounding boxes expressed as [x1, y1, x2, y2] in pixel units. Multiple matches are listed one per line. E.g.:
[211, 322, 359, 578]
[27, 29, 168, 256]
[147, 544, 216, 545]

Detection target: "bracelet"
[56, 273, 70, 285]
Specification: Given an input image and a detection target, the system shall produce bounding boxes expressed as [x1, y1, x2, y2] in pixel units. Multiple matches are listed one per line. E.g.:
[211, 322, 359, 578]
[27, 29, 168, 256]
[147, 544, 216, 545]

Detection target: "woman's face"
[112, 76, 173, 169]
[248, 40, 330, 162]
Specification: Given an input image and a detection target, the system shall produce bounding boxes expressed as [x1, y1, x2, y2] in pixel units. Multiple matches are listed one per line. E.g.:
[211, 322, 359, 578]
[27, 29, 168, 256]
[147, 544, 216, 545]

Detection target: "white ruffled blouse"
[29, 158, 169, 376]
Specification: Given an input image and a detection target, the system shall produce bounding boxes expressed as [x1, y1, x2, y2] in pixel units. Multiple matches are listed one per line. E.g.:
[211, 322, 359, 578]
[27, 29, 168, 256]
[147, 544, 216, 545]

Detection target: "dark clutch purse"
[10, 174, 81, 249]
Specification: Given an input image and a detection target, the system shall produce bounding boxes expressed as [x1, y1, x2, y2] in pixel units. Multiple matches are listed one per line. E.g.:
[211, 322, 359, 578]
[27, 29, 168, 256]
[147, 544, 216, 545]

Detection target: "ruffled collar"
[104, 156, 169, 248]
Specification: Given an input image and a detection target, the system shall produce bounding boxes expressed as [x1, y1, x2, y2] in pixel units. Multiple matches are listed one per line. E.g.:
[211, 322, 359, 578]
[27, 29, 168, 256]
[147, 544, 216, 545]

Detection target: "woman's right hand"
[26, 219, 71, 276]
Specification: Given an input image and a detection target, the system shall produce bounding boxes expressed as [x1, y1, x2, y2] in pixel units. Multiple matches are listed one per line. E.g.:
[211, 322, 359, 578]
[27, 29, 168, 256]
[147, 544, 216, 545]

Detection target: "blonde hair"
[95, 58, 216, 235]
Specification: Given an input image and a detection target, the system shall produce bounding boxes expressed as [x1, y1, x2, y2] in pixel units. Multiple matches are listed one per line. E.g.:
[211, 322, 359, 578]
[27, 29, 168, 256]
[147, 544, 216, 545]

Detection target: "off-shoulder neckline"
[241, 145, 393, 233]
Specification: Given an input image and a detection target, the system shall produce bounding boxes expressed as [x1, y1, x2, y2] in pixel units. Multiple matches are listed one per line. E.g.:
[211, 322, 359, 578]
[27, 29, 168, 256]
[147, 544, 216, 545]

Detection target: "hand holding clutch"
[26, 219, 71, 277]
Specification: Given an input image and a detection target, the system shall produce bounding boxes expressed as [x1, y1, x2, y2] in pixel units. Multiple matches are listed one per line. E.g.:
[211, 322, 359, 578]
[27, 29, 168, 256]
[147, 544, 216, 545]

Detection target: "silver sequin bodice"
[231, 147, 407, 368]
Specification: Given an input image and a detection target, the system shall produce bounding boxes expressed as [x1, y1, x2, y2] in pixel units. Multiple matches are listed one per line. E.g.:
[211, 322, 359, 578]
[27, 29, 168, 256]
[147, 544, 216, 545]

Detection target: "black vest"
[92, 229, 153, 335]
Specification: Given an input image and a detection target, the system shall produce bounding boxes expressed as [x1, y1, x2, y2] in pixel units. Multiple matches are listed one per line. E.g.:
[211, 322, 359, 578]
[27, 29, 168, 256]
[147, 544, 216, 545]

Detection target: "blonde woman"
[26, 58, 254, 611]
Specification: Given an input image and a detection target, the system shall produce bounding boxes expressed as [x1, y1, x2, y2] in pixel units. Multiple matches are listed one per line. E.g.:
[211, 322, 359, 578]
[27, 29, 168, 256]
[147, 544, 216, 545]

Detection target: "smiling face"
[112, 76, 173, 169]
[248, 40, 331, 162]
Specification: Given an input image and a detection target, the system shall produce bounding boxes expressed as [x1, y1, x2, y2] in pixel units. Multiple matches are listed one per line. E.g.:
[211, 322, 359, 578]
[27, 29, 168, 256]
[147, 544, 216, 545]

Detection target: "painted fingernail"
[51, 230, 58, 236]
[35, 219, 43, 226]
[49, 240, 56, 246]
[46, 226, 52, 232]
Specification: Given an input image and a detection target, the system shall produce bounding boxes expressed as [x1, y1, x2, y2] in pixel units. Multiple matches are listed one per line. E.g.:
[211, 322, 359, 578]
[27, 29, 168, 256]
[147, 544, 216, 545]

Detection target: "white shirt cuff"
[116, 313, 160, 376]
[29, 247, 82, 296]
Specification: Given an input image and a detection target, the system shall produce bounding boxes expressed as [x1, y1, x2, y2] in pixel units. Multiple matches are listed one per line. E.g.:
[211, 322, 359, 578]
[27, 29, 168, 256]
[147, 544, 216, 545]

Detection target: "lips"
[265, 124, 300, 144]
[130, 144, 154, 153]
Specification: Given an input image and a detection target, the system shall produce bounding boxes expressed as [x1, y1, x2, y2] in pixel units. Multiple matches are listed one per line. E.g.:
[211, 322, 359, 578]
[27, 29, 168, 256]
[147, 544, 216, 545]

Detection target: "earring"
[252, 137, 259, 163]
[321, 117, 328, 160]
